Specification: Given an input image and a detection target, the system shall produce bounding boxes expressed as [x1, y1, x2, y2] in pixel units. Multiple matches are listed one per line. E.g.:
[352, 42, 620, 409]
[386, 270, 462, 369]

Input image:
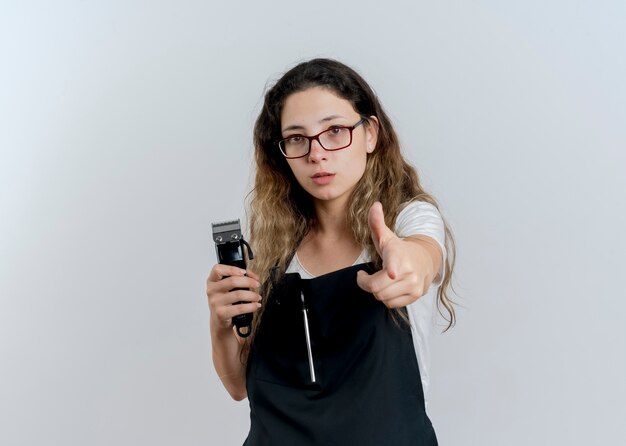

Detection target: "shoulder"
[397, 200, 440, 216]
[394, 200, 444, 238]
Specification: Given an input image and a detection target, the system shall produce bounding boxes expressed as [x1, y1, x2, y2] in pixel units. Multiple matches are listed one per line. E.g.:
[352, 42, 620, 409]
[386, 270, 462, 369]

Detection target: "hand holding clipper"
[211, 219, 255, 338]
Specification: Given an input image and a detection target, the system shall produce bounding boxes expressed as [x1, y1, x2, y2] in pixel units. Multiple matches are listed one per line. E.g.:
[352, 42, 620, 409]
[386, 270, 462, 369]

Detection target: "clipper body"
[211, 219, 254, 337]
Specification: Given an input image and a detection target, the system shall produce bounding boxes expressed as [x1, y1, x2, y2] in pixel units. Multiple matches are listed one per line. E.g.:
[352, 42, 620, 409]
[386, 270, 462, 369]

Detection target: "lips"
[311, 171, 334, 178]
[311, 171, 335, 185]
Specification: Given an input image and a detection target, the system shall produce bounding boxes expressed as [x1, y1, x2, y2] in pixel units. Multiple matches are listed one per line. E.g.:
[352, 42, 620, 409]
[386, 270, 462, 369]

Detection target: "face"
[280, 87, 378, 208]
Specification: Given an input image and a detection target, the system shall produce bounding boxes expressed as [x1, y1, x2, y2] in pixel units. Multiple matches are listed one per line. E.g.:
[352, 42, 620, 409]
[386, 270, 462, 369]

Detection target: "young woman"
[206, 58, 456, 445]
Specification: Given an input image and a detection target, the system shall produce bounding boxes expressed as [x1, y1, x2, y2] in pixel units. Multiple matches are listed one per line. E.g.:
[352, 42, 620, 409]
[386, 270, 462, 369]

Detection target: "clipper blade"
[211, 219, 242, 244]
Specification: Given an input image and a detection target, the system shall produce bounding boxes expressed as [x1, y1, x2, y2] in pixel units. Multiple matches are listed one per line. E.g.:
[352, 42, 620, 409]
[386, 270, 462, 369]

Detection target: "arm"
[206, 265, 262, 401]
[356, 202, 444, 308]
[403, 234, 443, 285]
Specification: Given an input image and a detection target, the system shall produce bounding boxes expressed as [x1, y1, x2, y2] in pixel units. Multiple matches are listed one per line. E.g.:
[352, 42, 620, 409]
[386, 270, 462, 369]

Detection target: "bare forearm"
[211, 322, 248, 401]
[404, 235, 443, 283]
[206, 265, 262, 401]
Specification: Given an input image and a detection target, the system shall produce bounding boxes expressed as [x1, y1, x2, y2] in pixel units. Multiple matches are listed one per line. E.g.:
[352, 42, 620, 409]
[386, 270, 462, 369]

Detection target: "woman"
[207, 58, 456, 445]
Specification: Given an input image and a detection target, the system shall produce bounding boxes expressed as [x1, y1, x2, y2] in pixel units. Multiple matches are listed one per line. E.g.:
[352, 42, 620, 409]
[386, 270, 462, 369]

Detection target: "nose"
[308, 138, 327, 163]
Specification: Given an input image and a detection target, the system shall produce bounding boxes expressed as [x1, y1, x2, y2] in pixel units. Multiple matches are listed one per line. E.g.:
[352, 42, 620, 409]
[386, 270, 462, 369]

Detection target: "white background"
[1, 1, 625, 444]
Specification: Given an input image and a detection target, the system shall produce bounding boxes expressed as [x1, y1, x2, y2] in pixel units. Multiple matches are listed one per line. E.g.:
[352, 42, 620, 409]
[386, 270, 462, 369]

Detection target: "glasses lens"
[319, 127, 351, 150]
[280, 136, 309, 158]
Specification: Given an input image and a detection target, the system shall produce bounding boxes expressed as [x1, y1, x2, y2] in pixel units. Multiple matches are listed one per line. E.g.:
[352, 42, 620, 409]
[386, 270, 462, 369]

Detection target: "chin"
[306, 188, 337, 201]
[311, 192, 337, 201]
[312, 189, 351, 203]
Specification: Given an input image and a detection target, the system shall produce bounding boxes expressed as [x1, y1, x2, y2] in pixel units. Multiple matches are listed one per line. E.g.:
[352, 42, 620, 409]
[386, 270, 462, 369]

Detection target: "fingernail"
[239, 268, 247, 275]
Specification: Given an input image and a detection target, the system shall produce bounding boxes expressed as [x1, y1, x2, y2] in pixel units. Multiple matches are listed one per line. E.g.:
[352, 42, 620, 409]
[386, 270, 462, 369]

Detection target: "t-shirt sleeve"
[394, 201, 447, 286]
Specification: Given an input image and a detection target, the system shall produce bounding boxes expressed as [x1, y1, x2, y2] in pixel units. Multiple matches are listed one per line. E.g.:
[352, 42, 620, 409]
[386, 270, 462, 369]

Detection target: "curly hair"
[247, 58, 457, 336]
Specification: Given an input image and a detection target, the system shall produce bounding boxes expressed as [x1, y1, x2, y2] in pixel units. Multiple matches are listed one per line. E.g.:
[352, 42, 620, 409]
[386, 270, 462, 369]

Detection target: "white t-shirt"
[285, 200, 447, 409]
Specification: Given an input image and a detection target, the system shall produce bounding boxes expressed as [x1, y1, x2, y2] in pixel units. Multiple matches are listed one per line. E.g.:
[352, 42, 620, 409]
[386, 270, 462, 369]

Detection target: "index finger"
[208, 264, 247, 282]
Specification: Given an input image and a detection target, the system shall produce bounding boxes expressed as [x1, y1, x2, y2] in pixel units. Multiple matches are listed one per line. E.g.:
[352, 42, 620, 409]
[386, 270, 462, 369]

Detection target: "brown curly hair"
[247, 58, 457, 335]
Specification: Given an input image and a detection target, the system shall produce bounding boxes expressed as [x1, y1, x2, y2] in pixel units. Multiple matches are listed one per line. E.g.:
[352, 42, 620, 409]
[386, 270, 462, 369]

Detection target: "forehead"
[280, 87, 356, 126]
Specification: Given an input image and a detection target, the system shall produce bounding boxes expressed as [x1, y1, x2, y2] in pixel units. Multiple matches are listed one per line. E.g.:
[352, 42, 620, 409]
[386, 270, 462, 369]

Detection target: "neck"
[311, 197, 352, 239]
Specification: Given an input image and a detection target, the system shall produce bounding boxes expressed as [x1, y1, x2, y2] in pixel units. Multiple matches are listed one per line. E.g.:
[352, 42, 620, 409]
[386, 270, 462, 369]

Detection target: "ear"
[365, 116, 379, 154]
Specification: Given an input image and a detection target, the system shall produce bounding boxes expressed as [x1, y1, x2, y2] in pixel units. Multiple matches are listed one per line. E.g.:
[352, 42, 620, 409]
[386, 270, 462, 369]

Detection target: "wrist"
[210, 317, 235, 340]
[403, 236, 440, 282]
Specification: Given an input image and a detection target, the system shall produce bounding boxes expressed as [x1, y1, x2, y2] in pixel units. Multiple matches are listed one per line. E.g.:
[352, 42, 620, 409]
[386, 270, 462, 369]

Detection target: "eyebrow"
[282, 115, 347, 133]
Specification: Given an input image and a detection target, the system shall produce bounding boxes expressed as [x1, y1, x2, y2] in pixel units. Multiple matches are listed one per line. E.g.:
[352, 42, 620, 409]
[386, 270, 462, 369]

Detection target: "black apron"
[244, 263, 437, 445]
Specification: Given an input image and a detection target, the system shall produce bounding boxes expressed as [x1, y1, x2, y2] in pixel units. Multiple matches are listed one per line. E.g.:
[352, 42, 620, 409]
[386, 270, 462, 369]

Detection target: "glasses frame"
[277, 117, 368, 159]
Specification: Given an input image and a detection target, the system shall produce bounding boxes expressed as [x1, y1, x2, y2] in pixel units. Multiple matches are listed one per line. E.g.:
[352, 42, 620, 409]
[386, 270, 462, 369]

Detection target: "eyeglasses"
[277, 117, 367, 159]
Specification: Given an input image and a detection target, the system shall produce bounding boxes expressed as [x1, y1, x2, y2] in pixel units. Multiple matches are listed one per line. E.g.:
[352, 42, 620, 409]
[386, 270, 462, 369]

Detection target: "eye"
[326, 127, 348, 139]
[286, 135, 305, 144]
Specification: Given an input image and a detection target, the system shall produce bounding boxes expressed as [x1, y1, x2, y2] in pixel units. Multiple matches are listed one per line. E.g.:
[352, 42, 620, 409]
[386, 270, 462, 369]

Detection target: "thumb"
[368, 201, 393, 254]
[368, 202, 399, 280]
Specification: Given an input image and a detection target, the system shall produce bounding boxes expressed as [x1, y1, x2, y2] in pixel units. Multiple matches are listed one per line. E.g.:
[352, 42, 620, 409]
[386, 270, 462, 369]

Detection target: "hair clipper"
[211, 219, 255, 337]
